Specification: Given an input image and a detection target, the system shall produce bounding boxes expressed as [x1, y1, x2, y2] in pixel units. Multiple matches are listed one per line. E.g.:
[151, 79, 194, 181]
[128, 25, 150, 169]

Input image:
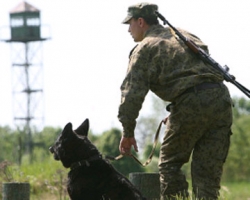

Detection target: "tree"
[222, 97, 250, 181]
[31, 126, 62, 162]
[136, 92, 169, 151]
[142, 142, 161, 173]
[0, 126, 19, 163]
[232, 97, 250, 118]
[126, 92, 170, 173]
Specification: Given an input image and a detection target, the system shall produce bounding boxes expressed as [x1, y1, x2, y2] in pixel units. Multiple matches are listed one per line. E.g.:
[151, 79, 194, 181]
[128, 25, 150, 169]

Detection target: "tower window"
[27, 17, 40, 26]
[11, 17, 24, 27]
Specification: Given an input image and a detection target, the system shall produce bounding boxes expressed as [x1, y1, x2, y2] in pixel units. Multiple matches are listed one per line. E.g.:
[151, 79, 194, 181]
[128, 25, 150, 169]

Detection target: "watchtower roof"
[10, 1, 40, 14]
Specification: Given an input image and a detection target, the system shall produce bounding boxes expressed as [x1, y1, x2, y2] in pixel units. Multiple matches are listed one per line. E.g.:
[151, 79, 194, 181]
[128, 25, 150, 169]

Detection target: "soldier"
[118, 2, 233, 200]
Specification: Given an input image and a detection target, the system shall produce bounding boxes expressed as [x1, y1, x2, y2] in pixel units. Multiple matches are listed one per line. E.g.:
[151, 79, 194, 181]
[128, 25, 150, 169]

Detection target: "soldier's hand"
[119, 136, 138, 155]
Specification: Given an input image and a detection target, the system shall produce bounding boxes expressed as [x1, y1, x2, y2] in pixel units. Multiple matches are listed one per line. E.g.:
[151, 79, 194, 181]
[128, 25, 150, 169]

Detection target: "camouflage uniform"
[119, 3, 233, 200]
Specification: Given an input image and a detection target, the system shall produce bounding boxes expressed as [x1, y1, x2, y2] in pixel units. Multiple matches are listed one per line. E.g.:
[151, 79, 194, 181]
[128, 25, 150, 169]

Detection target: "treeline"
[0, 97, 250, 182]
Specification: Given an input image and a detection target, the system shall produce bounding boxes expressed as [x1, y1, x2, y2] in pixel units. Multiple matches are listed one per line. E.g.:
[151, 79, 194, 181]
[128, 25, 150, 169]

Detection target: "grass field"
[32, 181, 250, 200]
[18, 180, 250, 199]
[1, 157, 249, 200]
[220, 181, 250, 200]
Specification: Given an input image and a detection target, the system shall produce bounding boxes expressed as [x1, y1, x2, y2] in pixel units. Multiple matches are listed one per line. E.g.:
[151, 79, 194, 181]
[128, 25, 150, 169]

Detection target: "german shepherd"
[49, 119, 146, 200]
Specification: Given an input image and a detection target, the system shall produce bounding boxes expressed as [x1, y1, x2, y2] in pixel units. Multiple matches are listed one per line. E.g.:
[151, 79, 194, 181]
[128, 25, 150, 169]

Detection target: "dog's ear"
[62, 122, 73, 136]
[75, 118, 89, 136]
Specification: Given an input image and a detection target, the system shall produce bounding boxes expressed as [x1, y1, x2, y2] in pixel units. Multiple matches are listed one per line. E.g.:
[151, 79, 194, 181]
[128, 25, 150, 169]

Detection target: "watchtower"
[10, 2, 41, 41]
[3, 1, 50, 162]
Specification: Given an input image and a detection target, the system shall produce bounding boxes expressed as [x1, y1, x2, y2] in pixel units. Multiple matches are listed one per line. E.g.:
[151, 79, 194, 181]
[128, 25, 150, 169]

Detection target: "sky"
[0, 0, 250, 134]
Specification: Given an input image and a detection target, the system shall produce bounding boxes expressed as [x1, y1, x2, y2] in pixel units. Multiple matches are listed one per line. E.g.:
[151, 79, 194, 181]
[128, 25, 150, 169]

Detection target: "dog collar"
[70, 154, 102, 170]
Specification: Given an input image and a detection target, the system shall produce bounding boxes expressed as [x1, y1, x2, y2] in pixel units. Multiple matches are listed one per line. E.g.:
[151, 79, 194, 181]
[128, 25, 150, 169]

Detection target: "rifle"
[155, 11, 250, 98]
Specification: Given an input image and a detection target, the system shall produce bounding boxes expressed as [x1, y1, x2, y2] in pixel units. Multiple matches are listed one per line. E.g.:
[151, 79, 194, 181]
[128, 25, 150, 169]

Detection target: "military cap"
[122, 2, 158, 24]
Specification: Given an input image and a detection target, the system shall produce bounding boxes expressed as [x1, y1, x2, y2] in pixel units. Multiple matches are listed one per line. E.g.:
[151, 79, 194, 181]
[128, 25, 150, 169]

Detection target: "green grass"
[220, 181, 250, 200]
[0, 156, 69, 200]
[1, 158, 250, 200]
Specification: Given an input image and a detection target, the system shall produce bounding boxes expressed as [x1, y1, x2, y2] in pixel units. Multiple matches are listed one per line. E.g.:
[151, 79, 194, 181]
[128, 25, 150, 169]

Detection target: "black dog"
[49, 119, 146, 200]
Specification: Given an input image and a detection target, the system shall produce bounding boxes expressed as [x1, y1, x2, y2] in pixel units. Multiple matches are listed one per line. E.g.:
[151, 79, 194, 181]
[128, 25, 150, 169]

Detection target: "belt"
[167, 82, 222, 112]
[183, 82, 222, 95]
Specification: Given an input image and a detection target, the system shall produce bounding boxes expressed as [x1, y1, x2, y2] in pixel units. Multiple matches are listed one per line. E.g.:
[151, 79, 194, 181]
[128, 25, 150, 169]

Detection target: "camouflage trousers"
[159, 83, 233, 200]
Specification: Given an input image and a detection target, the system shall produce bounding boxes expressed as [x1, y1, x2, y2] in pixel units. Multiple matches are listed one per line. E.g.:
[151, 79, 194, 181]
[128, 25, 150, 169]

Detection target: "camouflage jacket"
[118, 24, 224, 137]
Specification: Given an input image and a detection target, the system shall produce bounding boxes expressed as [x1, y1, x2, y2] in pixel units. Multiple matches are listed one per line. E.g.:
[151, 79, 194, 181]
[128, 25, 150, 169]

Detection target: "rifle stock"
[185, 39, 200, 54]
[155, 11, 250, 98]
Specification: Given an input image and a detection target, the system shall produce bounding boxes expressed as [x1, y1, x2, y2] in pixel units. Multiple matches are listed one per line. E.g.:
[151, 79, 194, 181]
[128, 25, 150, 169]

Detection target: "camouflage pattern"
[159, 84, 232, 200]
[118, 24, 233, 199]
[118, 24, 224, 137]
[122, 2, 158, 24]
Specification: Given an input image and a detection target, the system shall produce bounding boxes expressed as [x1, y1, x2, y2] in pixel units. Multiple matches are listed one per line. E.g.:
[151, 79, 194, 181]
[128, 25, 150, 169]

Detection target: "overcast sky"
[0, 0, 249, 133]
